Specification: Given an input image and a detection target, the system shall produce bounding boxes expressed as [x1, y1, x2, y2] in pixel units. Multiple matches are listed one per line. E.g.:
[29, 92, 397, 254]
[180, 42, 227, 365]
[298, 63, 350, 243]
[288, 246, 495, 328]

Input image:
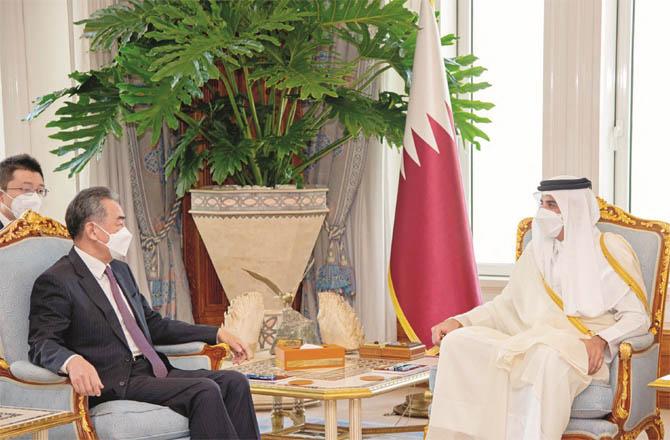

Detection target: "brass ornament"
[0, 210, 70, 247]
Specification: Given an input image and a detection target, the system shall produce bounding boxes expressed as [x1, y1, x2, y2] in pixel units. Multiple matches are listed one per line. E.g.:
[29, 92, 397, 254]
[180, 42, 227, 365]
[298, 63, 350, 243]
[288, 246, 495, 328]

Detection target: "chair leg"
[645, 415, 664, 440]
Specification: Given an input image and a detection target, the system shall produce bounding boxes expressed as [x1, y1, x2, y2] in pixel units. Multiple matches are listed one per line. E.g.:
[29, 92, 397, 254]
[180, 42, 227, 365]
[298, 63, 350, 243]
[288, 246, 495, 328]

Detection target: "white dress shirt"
[61, 247, 142, 373]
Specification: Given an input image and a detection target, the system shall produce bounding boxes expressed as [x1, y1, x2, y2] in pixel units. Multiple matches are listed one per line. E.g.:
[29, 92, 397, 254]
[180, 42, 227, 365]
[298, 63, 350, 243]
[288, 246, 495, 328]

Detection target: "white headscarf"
[531, 176, 630, 317]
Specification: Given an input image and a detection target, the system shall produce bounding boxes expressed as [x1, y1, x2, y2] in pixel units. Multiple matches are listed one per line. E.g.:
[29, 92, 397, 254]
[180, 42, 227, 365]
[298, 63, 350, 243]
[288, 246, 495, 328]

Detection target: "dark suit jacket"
[28, 247, 218, 400]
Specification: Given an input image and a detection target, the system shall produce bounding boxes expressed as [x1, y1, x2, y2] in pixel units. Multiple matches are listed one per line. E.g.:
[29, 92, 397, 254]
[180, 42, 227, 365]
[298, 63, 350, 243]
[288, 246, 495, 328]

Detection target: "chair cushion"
[564, 418, 618, 438]
[90, 400, 189, 440]
[570, 380, 613, 419]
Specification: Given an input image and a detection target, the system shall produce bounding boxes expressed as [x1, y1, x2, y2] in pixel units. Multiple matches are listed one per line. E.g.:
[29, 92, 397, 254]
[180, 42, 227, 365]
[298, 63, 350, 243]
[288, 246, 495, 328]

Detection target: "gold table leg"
[271, 396, 283, 432]
[324, 400, 337, 440]
[293, 399, 305, 426]
[349, 398, 362, 440]
[32, 430, 48, 440]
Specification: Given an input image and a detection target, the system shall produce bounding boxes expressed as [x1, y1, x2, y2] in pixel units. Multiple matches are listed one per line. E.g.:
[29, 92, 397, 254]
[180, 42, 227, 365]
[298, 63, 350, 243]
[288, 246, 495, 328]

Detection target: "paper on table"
[300, 344, 323, 349]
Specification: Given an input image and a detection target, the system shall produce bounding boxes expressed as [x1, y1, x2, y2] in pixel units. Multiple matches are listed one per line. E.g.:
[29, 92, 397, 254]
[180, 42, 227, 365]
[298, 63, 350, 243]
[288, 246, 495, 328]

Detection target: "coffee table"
[0, 406, 81, 439]
[648, 374, 670, 389]
[226, 355, 435, 440]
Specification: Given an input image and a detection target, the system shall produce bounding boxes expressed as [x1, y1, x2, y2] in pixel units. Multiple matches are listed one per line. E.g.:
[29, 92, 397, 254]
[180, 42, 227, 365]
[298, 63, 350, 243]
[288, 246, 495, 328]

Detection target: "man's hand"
[66, 356, 104, 397]
[217, 326, 253, 364]
[431, 318, 463, 346]
[581, 336, 607, 375]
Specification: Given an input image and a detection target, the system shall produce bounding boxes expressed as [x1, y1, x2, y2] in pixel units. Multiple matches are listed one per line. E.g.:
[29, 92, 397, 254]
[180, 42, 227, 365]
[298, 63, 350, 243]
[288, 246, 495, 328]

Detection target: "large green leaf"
[326, 89, 406, 147]
[250, 34, 351, 100]
[208, 138, 254, 184]
[76, 0, 155, 50]
[314, 0, 415, 36]
[116, 44, 201, 144]
[44, 69, 124, 176]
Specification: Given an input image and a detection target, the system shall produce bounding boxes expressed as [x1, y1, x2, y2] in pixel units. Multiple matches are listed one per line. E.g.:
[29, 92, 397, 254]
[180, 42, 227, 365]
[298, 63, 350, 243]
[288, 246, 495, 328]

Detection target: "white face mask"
[534, 207, 564, 238]
[1, 190, 43, 218]
[93, 223, 133, 258]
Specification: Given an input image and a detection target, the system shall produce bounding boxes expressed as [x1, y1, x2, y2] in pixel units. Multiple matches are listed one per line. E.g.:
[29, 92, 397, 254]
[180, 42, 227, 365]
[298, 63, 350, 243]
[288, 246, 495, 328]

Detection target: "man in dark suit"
[0, 154, 47, 229]
[29, 186, 260, 440]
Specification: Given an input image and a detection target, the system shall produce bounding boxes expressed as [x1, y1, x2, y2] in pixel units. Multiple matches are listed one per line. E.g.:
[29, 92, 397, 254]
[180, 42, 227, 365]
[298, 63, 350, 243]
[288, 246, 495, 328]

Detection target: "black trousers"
[121, 358, 260, 440]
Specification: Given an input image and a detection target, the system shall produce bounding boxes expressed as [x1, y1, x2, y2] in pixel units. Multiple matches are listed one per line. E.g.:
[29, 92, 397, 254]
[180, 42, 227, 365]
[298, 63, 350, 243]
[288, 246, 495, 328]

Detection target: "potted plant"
[27, 0, 492, 311]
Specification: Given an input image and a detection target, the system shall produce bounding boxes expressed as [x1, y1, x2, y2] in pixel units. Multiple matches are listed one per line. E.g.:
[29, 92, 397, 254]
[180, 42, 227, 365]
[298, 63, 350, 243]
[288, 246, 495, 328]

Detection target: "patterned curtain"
[301, 40, 378, 318]
[127, 127, 195, 322]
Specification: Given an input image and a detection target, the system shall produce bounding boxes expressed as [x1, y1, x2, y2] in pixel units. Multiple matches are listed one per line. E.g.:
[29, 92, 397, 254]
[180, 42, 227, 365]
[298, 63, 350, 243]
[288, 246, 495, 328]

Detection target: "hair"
[65, 187, 119, 239]
[0, 154, 44, 190]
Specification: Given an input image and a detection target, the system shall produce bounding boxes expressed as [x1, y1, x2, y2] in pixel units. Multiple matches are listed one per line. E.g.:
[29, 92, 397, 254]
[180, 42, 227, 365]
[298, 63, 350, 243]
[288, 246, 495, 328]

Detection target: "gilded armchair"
[515, 198, 668, 440]
[0, 211, 228, 440]
[425, 199, 668, 440]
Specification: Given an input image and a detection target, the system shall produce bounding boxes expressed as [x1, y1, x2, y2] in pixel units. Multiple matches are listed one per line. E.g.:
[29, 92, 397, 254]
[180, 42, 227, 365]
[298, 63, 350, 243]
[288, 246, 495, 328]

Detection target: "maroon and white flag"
[388, 0, 481, 346]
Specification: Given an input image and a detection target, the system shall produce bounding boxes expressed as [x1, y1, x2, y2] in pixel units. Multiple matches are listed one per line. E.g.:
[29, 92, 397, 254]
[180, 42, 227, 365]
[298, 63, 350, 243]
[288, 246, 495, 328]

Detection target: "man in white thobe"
[427, 176, 650, 440]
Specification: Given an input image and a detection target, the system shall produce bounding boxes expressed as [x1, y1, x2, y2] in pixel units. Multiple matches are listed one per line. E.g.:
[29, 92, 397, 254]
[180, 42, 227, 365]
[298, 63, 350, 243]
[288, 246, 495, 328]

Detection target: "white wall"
[0, 0, 80, 222]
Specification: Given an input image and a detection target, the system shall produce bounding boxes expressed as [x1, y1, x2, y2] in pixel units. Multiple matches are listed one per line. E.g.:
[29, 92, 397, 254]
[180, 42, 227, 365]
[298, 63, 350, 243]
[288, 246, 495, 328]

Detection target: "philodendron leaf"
[117, 44, 201, 145]
[208, 138, 254, 184]
[39, 69, 124, 177]
[76, 0, 154, 50]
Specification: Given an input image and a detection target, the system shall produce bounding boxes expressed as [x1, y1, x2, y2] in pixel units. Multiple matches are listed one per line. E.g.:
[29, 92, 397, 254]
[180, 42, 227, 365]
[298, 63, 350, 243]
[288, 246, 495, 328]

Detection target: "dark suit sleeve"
[120, 263, 218, 345]
[29, 273, 77, 374]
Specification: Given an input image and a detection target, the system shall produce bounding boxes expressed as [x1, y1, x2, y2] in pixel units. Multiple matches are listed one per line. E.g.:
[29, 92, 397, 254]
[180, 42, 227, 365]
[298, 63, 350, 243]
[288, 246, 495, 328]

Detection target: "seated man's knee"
[211, 370, 251, 394]
[227, 370, 251, 392]
[193, 378, 222, 399]
[440, 328, 466, 351]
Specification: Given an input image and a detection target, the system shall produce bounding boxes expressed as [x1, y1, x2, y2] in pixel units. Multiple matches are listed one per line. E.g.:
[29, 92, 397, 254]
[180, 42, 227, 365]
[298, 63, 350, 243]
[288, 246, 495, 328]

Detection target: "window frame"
[612, 0, 635, 211]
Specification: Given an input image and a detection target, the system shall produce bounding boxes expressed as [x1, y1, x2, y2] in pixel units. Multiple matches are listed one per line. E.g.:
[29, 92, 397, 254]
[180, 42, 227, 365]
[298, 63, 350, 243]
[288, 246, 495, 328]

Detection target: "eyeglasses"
[5, 187, 49, 198]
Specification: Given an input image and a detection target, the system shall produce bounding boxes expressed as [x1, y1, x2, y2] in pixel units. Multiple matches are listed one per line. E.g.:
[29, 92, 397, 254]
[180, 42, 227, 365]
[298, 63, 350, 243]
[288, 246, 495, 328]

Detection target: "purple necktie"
[104, 266, 168, 378]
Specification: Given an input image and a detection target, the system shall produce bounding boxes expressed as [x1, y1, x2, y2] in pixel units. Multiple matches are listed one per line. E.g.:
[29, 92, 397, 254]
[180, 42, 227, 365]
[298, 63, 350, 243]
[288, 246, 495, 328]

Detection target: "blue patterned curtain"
[301, 40, 376, 318]
[127, 127, 194, 322]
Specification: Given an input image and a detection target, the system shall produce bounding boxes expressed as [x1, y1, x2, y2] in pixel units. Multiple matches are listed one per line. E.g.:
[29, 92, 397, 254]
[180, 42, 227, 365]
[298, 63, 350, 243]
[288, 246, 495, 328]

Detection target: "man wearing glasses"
[0, 154, 47, 230]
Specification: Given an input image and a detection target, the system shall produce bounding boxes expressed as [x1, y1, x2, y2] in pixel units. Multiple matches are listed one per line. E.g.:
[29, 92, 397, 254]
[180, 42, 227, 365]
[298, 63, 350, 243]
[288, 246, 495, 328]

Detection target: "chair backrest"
[0, 211, 71, 364]
[516, 198, 670, 340]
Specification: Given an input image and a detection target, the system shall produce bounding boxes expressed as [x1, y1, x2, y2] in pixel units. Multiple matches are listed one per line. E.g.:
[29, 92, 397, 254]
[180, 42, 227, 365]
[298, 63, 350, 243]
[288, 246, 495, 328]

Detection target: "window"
[0, 63, 4, 159]
[446, 0, 545, 274]
[612, 1, 670, 222]
[622, 1, 670, 222]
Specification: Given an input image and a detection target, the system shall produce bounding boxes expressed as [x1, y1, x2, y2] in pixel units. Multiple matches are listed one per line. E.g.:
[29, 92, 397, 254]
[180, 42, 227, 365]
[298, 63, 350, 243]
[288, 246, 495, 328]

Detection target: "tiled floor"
[257, 388, 670, 439]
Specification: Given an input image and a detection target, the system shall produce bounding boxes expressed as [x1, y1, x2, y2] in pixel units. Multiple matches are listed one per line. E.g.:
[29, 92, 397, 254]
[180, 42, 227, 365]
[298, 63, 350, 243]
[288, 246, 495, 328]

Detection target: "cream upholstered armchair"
[517, 198, 668, 440]
[0, 211, 228, 440]
[425, 198, 669, 440]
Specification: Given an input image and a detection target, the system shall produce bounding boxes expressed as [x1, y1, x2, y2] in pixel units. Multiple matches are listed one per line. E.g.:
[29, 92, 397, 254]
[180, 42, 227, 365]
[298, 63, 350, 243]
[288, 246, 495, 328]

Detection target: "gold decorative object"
[317, 292, 365, 350]
[612, 343, 632, 421]
[75, 394, 96, 439]
[223, 291, 265, 353]
[243, 269, 295, 309]
[0, 210, 70, 247]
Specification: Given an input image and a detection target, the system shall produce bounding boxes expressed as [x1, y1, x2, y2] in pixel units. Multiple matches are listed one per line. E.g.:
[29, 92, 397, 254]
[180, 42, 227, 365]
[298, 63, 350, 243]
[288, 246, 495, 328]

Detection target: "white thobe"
[427, 232, 650, 440]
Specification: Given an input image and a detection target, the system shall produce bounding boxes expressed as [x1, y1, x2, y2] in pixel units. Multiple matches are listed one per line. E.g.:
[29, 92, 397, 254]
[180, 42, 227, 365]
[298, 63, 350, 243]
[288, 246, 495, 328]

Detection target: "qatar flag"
[388, 0, 481, 347]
